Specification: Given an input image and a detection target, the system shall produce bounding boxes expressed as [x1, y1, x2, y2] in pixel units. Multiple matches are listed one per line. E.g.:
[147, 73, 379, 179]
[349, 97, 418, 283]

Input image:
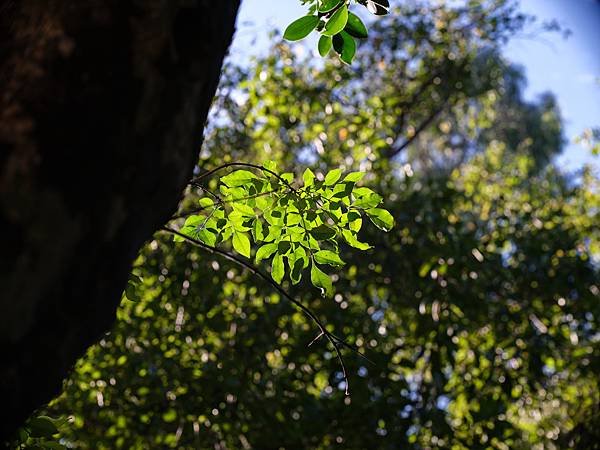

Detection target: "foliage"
[285, 0, 389, 64]
[48, 145, 599, 449]
[575, 127, 600, 156]
[9, 414, 69, 450]
[37, 0, 600, 449]
[171, 163, 392, 297]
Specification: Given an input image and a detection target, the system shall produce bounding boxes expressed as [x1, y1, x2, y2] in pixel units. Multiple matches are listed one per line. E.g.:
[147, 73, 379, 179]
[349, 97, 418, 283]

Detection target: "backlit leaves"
[174, 164, 393, 296]
[284, 0, 389, 64]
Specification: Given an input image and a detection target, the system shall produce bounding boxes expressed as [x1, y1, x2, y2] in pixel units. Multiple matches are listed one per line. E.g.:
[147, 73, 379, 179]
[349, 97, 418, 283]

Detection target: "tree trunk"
[0, 0, 240, 441]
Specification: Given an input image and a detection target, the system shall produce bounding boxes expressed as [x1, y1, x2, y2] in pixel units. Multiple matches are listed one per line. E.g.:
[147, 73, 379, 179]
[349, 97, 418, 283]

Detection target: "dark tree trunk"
[0, 0, 240, 441]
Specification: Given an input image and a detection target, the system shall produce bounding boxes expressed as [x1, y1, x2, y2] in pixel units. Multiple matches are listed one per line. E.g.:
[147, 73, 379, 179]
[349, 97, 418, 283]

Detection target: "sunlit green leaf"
[324, 169, 342, 186]
[221, 170, 257, 187]
[314, 250, 345, 267]
[323, 4, 348, 37]
[366, 208, 394, 231]
[232, 231, 251, 258]
[310, 262, 333, 297]
[256, 243, 278, 263]
[271, 253, 285, 283]
[284, 15, 320, 41]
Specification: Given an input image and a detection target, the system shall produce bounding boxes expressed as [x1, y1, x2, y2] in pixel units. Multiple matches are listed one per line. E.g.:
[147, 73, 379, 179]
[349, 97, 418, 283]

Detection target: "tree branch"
[386, 99, 449, 159]
[161, 226, 373, 395]
[191, 162, 298, 193]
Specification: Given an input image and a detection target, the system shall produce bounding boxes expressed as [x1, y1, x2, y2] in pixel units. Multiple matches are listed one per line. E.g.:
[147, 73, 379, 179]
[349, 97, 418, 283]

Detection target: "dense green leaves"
[173, 164, 392, 296]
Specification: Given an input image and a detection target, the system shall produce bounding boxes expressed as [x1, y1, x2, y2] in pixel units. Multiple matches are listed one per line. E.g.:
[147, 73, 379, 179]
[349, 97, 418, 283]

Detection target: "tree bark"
[0, 0, 240, 441]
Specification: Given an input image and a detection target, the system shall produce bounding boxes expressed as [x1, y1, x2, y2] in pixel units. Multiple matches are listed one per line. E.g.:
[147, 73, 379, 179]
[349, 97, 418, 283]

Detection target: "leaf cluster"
[285, 0, 390, 64]
[175, 163, 393, 297]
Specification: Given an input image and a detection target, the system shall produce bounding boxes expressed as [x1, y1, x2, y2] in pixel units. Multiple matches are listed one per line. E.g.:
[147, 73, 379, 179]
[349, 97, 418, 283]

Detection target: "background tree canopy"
[20, 0, 599, 449]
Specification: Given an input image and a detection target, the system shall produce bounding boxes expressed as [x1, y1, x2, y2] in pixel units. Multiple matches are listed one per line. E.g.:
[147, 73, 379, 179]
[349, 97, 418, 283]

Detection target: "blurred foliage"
[42, 0, 599, 449]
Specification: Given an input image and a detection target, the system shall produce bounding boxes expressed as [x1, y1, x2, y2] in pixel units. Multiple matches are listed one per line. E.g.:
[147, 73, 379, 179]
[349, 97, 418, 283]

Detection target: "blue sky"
[231, 0, 600, 171]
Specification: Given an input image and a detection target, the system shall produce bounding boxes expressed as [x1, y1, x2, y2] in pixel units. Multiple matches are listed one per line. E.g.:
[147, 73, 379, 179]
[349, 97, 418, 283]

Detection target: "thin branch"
[386, 99, 449, 159]
[308, 331, 325, 347]
[191, 162, 298, 193]
[161, 226, 372, 394]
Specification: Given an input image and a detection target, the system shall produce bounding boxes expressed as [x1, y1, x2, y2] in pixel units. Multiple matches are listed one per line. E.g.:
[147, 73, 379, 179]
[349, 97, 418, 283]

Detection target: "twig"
[191, 162, 298, 193]
[161, 226, 372, 394]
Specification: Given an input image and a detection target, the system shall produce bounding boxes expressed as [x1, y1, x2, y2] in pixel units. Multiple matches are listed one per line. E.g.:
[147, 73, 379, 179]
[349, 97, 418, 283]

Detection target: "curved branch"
[161, 226, 372, 395]
[191, 162, 298, 193]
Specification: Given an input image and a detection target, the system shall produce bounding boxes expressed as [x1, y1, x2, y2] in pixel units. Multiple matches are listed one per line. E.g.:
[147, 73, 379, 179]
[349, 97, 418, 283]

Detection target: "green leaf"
[319, 0, 342, 13]
[232, 231, 251, 258]
[284, 15, 320, 41]
[332, 31, 356, 64]
[311, 262, 333, 297]
[221, 170, 257, 187]
[343, 171, 365, 182]
[323, 4, 348, 36]
[349, 216, 362, 232]
[318, 34, 333, 57]
[342, 229, 372, 250]
[353, 192, 383, 208]
[125, 281, 140, 302]
[332, 181, 353, 199]
[256, 243, 278, 263]
[198, 197, 214, 208]
[233, 203, 255, 216]
[271, 253, 285, 283]
[366, 208, 394, 231]
[197, 228, 217, 247]
[324, 168, 342, 186]
[289, 246, 307, 284]
[314, 250, 345, 267]
[302, 168, 316, 187]
[345, 12, 368, 39]
[264, 224, 283, 242]
[228, 211, 251, 231]
[286, 212, 302, 226]
[310, 224, 337, 240]
[28, 416, 58, 438]
[252, 219, 264, 241]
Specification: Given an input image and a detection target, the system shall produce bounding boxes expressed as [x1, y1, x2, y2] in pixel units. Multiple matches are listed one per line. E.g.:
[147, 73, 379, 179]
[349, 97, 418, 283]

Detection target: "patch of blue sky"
[231, 0, 600, 171]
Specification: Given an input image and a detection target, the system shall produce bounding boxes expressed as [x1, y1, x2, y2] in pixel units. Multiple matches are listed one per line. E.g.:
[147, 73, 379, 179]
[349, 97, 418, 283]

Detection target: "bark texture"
[0, 0, 240, 441]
